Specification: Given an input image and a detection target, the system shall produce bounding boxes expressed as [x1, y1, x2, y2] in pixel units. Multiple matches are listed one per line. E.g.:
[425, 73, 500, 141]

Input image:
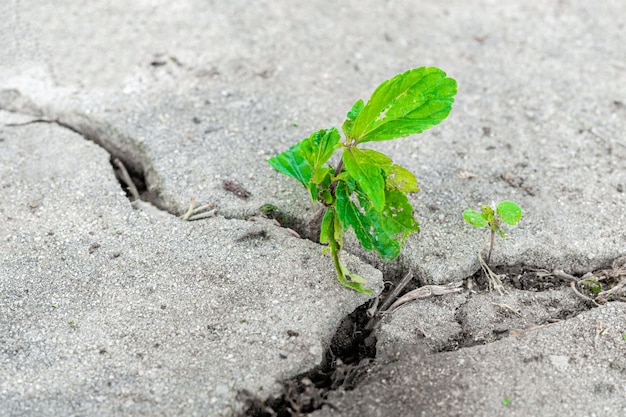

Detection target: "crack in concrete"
[3, 88, 612, 417]
[0, 88, 173, 214]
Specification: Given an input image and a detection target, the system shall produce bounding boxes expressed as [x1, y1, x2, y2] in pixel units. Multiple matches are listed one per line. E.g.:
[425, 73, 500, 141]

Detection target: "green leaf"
[342, 99, 365, 137]
[497, 201, 523, 226]
[312, 166, 331, 184]
[268, 142, 312, 188]
[336, 182, 401, 260]
[347, 99, 365, 121]
[320, 208, 334, 245]
[300, 128, 341, 173]
[463, 209, 488, 228]
[320, 207, 344, 249]
[382, 189, 420, 243]
[481, 205, 496, 224]
[385, 164, 419, 193]
[268, 128, 340, 202]
[342, 147, 391, 212]
[349, 67, 457, 143]
[321, 207, 371, 293]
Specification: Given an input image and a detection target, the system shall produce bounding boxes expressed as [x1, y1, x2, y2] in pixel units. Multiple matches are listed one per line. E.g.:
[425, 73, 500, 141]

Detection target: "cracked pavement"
[1, 1, 625, 416]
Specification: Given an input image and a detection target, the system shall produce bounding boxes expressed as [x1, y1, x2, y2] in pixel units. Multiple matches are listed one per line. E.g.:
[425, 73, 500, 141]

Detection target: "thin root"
[113, 158, 140, 201]
[181, 197, 217, 221]
[491, 302, 522, 317]
[594, 321, 609, 351]
[478, 251, 508, 295]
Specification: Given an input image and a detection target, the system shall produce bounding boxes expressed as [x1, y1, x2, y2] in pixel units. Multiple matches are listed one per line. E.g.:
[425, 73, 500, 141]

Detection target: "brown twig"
[491, 302, 522, 317]
[364, 270, 414, 330]
[113, 158, 140, 201]
[385, 281, 464, 315]
[181, 198, 217, 221]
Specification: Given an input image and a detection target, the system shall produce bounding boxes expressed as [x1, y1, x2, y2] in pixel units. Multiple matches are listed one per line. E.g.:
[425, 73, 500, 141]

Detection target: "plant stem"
[334, 158, 344, 177]
[328, 156, 344, 197]
[487, 229, 495, 265]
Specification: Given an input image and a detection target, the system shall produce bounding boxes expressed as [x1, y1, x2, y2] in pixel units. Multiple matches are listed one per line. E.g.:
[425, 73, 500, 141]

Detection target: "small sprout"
[582, 276, 602, 295]
[68, 320, 76, 328]
[51, 304, 58, 309]
[259, 204, 285, 222]
[622, 333, 626, 341]
[502, 397, 511, 407]
[269, 67, 457, 292]
[464, 200, 523, 265]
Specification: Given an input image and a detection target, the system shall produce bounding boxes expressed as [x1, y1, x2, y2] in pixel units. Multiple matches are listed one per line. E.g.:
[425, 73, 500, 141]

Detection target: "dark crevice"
[2, 115, 171, 213]
[432, 264, 612, 353]
[237, 303, 378, 417]
[236, 266, 419, 417]
[54, 115, 172, 212]
[256, 204, 313, 241]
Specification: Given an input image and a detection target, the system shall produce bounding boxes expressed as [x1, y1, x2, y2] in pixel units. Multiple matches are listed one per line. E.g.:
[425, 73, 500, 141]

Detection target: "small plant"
[463, 201, 523, 265]
[502, 396, 511, 407]
[269, 67, 457, 292]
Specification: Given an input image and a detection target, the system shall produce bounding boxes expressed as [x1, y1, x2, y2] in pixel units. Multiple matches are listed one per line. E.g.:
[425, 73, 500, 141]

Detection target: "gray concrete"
[315, 303, 626, 417]
[0, 122, 381, 416]
[1, 0, 625, 416]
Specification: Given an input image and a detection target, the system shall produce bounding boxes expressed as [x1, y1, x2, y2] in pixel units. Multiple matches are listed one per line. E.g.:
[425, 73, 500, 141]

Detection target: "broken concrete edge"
[0, 91, 174, 213]
[311, 301, 626, 417]
[0, 118, 390, 415]
[4, 87, 620, 293]
[4, 87, 623, 296]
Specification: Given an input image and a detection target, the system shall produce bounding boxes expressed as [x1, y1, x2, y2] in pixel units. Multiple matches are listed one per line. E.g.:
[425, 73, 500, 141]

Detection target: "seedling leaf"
[385, 164, 419, 193]
[497, 200, 523, 226]
[269, 67, 457, 292]
[382, 189, 420, 243]
[268, 141, 312, 189]
[300, 128, 341, 172]
[336, 182, 401, 260]
[350, 67, 457, 143]
[320, 209, 334, 245]
[343, 99, 365, 137]
[463, 209, 489, 228]
[342, 147, 391, 212]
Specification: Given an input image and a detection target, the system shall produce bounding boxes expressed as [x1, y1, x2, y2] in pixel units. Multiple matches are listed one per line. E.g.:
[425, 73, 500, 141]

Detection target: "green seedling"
[464, 201, 523, 265]
[259, 203, 286, 222]
[582, 276, 603, 295]
[502, 397, 511, 407]
[269, 67, 457, 293]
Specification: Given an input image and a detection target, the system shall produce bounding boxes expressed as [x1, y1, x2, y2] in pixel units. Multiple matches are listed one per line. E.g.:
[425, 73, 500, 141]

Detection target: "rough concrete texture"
[315, 303, 626, 417]
[1, 0, 625, 416]
[2, 0, 625, 284]
[0, 122, 381, 416]
[377, 287, 590, 352]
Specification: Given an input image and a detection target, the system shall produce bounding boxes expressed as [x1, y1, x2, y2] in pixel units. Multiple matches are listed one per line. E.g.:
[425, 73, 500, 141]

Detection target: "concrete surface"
[315, 303, 626, 417]
[0, 122, 381, 416]
[1, 0, 625, 416]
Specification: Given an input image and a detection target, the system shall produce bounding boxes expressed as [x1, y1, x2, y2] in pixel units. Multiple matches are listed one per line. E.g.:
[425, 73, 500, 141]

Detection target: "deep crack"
[237, 302, 378, 417]
[1, 90, 171, 213]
